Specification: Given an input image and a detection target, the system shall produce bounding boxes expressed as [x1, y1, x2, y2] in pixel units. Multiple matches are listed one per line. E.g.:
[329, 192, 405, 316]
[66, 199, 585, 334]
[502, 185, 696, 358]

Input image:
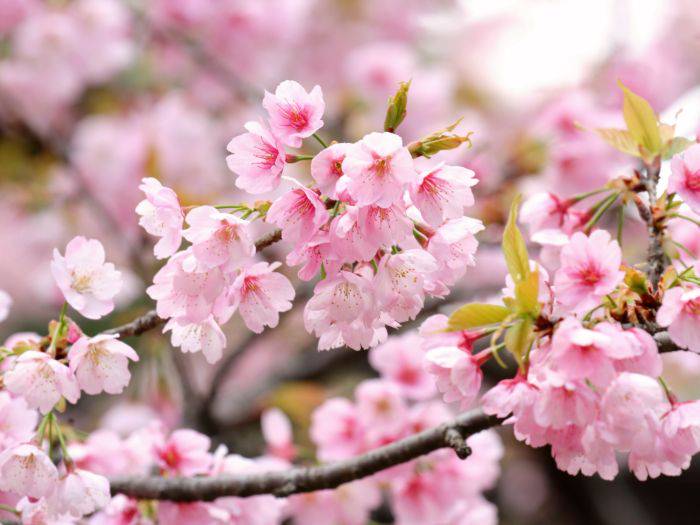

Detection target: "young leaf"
[663, 137, 695, 160]
[447, 303, 511, 331]
[504, 317, 534, 366]
[618, 81, 662, 157]
[593, 128, 641, 157]
[502, 195, 530, 284]
[514, 269, 540, 317]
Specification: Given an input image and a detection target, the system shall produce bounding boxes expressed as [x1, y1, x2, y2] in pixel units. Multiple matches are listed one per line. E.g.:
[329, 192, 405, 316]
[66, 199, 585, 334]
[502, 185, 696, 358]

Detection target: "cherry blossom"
[0, 392, 38, 449]
[310, 398, 364, 461]
[226, 121, 287, 194]
[355, 379, 408, 445]
[0, 444, 58, 498]
[553, 230, 624, 314]
[153, 428, 212, 476]
[285, 480, 380, 525]
[261, 408, 295, 461]
[266, 185, 329, 244]
[164, 316, 227, 364]
[342, 132, 417, 207]
[67, 334, 139, 395]
[262, 80, 324, 148]
[310, 142, 351, 198]
[657, 286, 700, 353]
[51, 236, 123, 320]
[424, 346, 483, 408]
[669, 144, 700, 213]
[49, 468, 111, 518]
[183, 206, 255, 268]
[229, 262, 295, 333]
[0, 290, 10, 322]
[409, 163, 477, 226]
[135, 177, 184, 259]
[368, 334, 435, 400]
[4, 351, 80, 413]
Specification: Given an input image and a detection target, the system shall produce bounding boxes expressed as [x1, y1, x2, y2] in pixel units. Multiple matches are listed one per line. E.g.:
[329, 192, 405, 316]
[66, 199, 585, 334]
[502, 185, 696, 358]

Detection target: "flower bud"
[383, 80, 411, 133]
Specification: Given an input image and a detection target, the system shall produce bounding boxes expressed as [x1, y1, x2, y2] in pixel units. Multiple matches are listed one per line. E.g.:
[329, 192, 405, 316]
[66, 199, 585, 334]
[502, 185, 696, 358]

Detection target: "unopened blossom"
[261, 408, 295, 461]
[342, 132, 416, 207]
[135, 177, 183, 259]
[656, 286, 700, 353]
[409, 163, 477, 226]
[0, 289, 10, 322]
[0, 392, 38, 449]
[154, 429, 212, 476]
[304, 270, 393, 350]
[553, 230, 624, 315]
[229, 262, 295, 334]
[355, 379, 408, 444]
[425, 217, 483, 296]
[49, 469, 110, 518]
[375, 249, 437, 323]
[183, 206, 255, 268]
[68, 334, 139, 395]
[147, 250, 229, 325]
[310, 398, 364, 461]
[369, 333, 435, 400]
[4, 351, 80, 413]
[310, 142, 351, 198]
[262, 80, 324, 147]
[164, 316, 226, 364]
[669, 144, 700, 213]
[51, 236, 122, 320]
[0, 444, 58, 498]
[226, 121, 286, 194]
[266, 185, 329, 244]
[424, 346, 482, 408]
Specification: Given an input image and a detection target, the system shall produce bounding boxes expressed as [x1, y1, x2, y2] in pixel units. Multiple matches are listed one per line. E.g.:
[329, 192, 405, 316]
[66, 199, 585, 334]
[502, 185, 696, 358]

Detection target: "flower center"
[71, 271, 94, 293]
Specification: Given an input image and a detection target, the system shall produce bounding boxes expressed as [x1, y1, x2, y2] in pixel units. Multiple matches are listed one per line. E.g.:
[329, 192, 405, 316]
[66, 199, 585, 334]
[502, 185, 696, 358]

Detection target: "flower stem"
[312, 133, 328, 149]
[0, 503, 19, 516]
[47, 302, 68, 358]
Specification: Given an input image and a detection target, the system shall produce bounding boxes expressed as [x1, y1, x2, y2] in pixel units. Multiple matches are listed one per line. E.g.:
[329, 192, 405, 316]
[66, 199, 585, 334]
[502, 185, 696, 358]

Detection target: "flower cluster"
[225, 80, 481, 350]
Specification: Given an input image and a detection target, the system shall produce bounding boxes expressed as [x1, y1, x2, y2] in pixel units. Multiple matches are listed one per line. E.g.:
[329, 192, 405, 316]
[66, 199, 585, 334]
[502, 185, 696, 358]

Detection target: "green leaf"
[514, 269, 540, 316]
[502, 195, 530, 284]
[504, 317, 534, 366]
[593, 128, 641, 157]
[663, 136, 695, 160]
[447, 303, 511, 331]
[618, 80, 662, 156]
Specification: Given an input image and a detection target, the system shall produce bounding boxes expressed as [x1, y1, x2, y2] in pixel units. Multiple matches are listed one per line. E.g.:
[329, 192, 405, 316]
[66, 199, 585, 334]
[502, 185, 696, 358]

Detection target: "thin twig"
[109, 409, 499, 502]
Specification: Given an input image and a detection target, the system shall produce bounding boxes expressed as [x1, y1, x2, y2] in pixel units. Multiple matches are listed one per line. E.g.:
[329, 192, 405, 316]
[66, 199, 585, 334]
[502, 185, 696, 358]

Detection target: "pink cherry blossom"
[262, 80, 324, 148]
[368, 333, 435, 400]
[424, 346, 482, 408]
[669, 144, 700, 213]
[157, 501, 230, 524]
[409, 163, 477, 226]
[229, 262, 294, 333]
[68, 334, 139, 395]
[481, 375, 539, 420]
[532, 382, 598, 429]
[49, 468, 110, 518]
[355, 379, 408, 445]
[310, 142, 351, 198]
[285, 231, 338, 282]
[147, 250, 228, 325]
[553, 230, 624, 314]
[0, 444, 58, 498]
[0, 392, 38, 449]
[285, 480, 380, 525]
[266, 186, 329, 244]
[261, 408, 295, 461]
[329, 207, 381, 263]
[656, 286, 700, 353]
[51, 236, 123, 320]
[4, 351, 80, 413]
[183, 206, 255, 268]
[164, 316, 226, 364]
[135, 177, 183, 259]
[520, 192, 587, 238]
[357, 203, 413, 250]
[89, 495, 142, 525]
[425, 217, 483, 296]
[226, 121, 286, 194]
[304, 270, 392, 350]
[153, 429, 212, 476]
[375, 249, 437, 323]
[342, 132, 417, 207]
[310, 398, 364, 461]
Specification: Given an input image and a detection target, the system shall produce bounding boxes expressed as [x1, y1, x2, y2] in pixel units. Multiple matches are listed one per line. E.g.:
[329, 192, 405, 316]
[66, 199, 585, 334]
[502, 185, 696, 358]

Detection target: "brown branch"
[109, 409, 499, 502]
[640, 161, 667, 288]
[103, 229, 284, 340]
[655, 331, 681, 353]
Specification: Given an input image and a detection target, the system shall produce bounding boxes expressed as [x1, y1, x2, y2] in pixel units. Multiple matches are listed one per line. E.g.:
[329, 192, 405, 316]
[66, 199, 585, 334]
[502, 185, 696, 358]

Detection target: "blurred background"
[2, 1, 700, 523]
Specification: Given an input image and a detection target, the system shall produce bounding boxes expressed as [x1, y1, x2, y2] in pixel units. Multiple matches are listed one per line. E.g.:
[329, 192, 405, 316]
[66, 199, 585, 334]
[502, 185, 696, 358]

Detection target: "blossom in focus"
[51, 236, 123, 320]
[226, 121, 287, 194]
[342, 132, 416, 207]
[262, 80, 324, 148]
[0, 444, 58, 498]
[135, 177, 184, 259]
[669, 144, 700, 213]
[266, 185, 329, 244]
[310, 142, 351, 198]
[424, 346, 482, 408]
[4, 351, 80, 413]
[657, 286, 700, 353]
[68, 334, 139, 395]
[164, 316, 227, 364]
[553, 230, 623, 314]
[409, 163, 477, 226]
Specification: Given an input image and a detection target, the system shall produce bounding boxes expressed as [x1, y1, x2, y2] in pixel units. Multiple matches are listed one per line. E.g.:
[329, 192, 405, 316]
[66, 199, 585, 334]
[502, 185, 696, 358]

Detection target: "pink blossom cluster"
[136, 178, 295, 363]
[225, 80, 482, 350]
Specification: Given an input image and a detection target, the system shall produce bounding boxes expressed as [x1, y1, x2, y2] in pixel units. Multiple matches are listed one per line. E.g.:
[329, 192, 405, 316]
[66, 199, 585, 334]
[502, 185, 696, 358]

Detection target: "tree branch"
[640, 161, 667, 288]
[109, 409, 499, 502]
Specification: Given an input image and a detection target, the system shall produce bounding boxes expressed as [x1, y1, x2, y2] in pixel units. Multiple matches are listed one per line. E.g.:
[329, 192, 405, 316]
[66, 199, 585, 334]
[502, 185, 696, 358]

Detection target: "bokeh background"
[2, 1, 700, 523]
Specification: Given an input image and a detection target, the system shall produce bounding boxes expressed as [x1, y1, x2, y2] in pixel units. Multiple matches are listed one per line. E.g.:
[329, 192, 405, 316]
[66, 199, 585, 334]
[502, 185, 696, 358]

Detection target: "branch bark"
[109, 409, 499, 502]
